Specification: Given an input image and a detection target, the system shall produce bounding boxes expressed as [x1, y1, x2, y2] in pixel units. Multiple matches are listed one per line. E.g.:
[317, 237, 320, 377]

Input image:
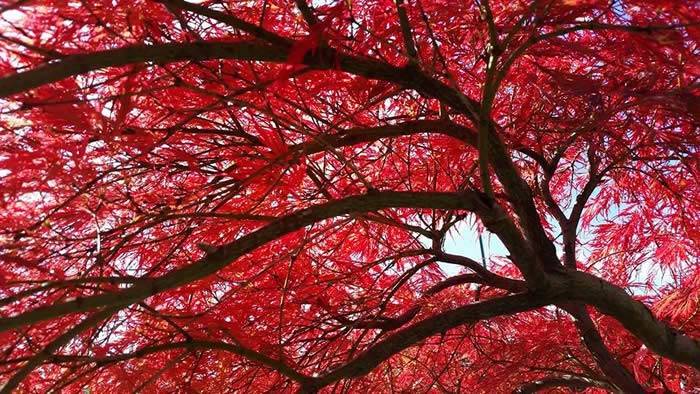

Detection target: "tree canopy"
[0, 0, 698, 392]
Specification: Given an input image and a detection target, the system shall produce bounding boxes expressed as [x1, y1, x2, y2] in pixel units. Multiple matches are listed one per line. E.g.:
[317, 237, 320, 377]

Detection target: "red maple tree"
[0, 0, 698, 392]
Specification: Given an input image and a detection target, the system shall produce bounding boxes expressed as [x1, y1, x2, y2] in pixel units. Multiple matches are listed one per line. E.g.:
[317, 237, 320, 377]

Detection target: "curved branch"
[0, 40, 413, 99]
[296, 120, 475, 156]
[432, 251, 526, 292]
[4, 339, 312, 385]
[424, 273, 525, 295]
[154, 0, 291, 47]
[0, 191, 481, 333]
[332, 259, 525, 332]
[0, 307, 119, 394]
[313, 292, 554, 388]
[563, 271, 700, 370]
[497, 22, 697, 90]
[0, 41, 286, 98]
[0, 40, 479, 120]
[513, 375, 613, 393]
[562, 304, 646, 393]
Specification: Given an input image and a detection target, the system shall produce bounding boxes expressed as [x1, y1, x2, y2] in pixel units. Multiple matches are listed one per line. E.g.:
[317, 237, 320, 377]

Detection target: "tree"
[0, 0, 698, 392]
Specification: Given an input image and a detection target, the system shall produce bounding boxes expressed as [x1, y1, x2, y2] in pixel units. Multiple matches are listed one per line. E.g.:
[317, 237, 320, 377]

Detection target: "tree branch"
[513, 375, 613, 393]
[294, 0, 319, 27]
[562, 304, 646, 393]
[432, 251, 526, 293]
[563, 271, 700, 370]
[314, 292, 553, 389]
[0, 191, 481, 333]
[0, 306, 119, 394]
[6, 339, 313, 385]
[154, 0, 292, 47]
[395, 0, 418, 61]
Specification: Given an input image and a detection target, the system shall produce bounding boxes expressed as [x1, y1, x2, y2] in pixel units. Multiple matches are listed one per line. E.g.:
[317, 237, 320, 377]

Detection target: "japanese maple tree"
[0, 0, 698, 392]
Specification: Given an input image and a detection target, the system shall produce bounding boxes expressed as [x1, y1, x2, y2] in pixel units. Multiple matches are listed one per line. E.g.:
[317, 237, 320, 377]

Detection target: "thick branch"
[0, 41, 287, 98]
[563, 304, 646, 393]
[0, 40, 479, 119]
[0, 191, 480, 333]
[314, 293, 553, 388]
[513, 375, 613, 393]
[294, 0, 319, 27]
[563, 271, 700, 370]
[395, 0, 418, 60]
[333, 259, 525, 331]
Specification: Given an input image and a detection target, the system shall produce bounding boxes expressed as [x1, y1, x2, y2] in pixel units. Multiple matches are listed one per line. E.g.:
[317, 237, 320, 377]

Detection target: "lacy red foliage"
[0, 0, 698, 392]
